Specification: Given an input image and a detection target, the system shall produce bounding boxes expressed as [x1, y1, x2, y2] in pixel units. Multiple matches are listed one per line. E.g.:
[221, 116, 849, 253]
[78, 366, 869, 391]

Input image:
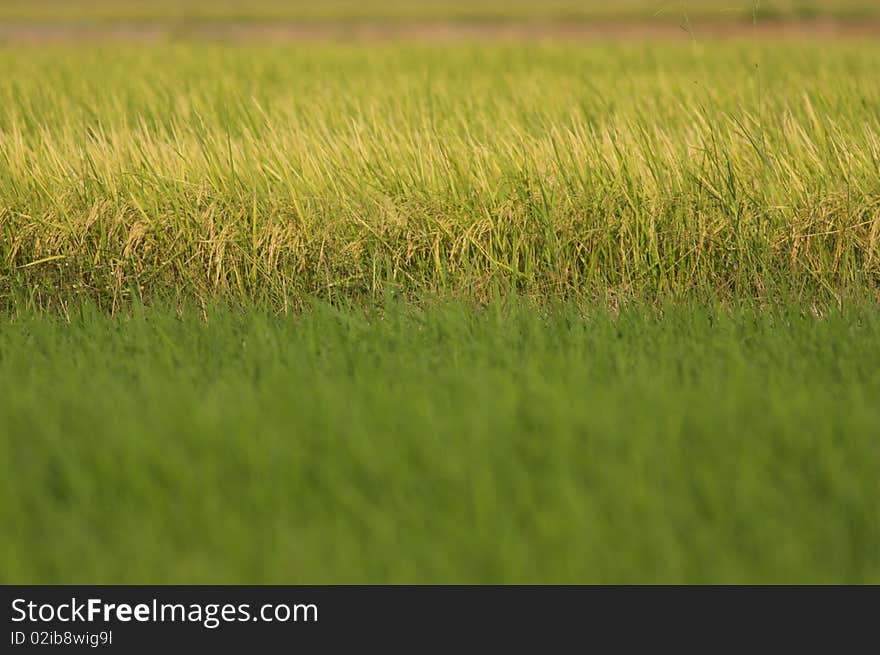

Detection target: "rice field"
[3, 301, 879, 583]
[3, 41, 880, 311]
[1, 2, 879, 583]
[2, 1, 879, 25]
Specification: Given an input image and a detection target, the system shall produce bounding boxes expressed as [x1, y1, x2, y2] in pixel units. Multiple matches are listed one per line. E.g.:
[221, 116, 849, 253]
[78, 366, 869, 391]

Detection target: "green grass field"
[1, 2, 879, 583]
[2, 301, 879, 583]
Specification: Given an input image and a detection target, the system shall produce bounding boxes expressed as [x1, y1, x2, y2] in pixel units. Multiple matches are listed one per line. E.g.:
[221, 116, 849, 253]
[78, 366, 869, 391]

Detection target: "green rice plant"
[2, 299, 878, 582]
[1, 41, 879, 311]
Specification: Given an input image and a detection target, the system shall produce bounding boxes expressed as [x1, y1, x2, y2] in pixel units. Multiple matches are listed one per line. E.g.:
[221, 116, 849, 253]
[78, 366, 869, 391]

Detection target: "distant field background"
[1, 0, 879, 23]
[1, 1, 878, 584]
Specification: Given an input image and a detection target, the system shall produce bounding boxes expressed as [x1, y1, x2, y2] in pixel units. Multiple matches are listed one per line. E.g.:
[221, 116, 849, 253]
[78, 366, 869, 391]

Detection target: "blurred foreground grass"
[1, 300, 878, 583]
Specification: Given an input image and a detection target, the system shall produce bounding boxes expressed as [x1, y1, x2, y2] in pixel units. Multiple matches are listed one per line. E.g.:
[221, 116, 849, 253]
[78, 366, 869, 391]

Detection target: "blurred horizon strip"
[1, 1, 879, 25]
